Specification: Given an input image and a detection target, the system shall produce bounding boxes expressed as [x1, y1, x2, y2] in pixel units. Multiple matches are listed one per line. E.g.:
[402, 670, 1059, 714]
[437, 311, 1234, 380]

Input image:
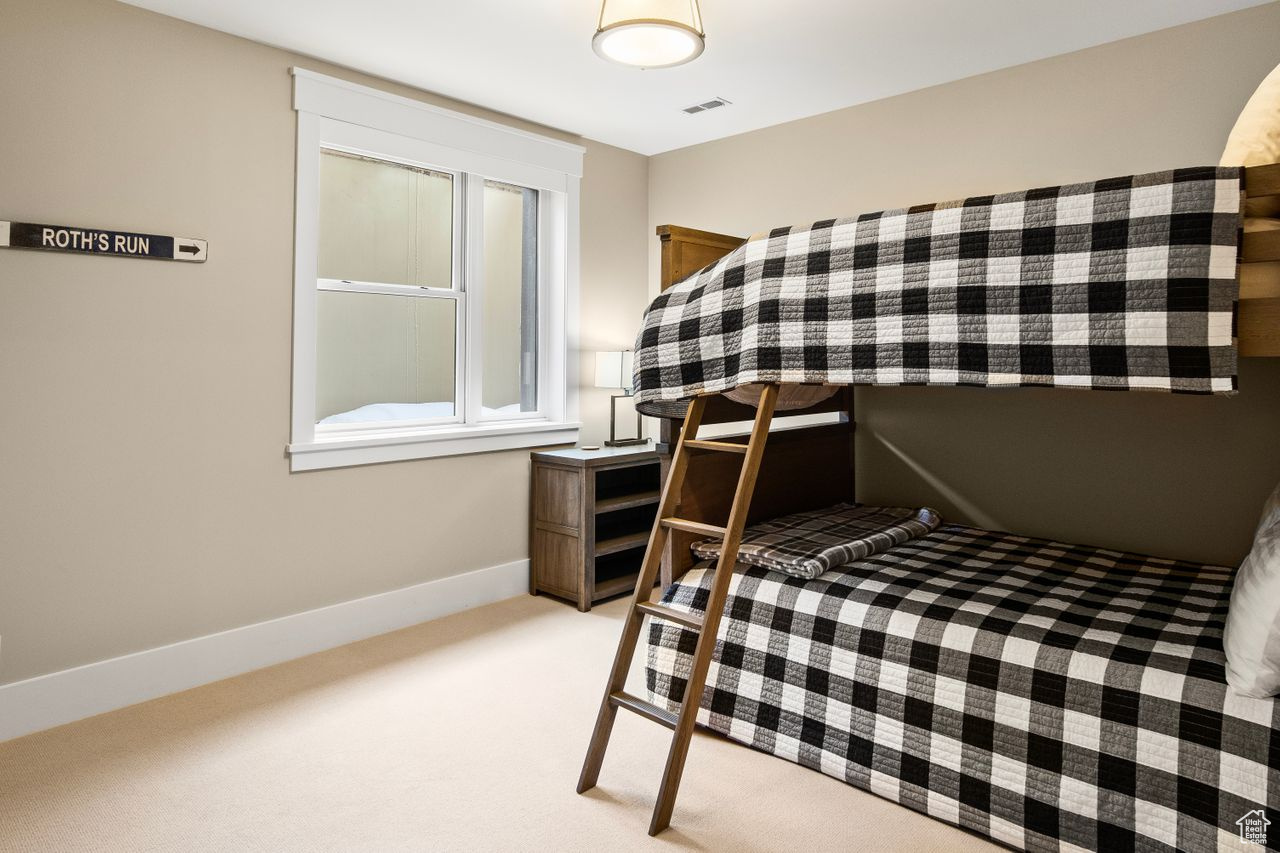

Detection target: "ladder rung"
[636, 601, 705, 632]
[661, 517, 726, 538]
[609, 691, 678, 729]
[683, 439, 748, 454]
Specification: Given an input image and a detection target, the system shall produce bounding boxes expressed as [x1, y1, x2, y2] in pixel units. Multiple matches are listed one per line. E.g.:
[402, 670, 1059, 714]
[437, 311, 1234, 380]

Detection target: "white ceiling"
[121, 0, 1272, 155]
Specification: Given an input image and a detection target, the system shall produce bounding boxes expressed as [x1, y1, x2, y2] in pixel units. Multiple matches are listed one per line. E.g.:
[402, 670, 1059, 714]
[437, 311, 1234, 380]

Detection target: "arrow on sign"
[178, 243, 202, 255]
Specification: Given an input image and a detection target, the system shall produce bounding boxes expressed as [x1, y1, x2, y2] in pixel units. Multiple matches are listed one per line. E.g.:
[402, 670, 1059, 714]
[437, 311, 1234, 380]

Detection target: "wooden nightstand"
[529, 444, 661, 611]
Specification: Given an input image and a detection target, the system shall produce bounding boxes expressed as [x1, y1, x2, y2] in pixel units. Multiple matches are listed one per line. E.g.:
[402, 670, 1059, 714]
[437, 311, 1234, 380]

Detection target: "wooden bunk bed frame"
[579, 163, 1280, 836]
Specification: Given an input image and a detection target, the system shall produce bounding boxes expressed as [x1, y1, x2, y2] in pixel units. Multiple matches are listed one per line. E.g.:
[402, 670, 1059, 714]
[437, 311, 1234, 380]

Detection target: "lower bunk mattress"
[645, 524, 1278, 852]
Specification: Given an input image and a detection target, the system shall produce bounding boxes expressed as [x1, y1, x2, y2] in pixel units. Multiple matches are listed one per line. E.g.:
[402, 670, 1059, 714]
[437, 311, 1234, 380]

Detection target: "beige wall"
[579, 143, 652, 444]
[0, 0, 648, 684]
[650, 2, 1280, 566]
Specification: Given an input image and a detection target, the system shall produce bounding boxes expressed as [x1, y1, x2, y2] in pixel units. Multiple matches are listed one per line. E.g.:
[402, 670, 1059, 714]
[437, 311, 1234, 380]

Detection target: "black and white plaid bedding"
[634, 168, 1242, 416]
[690, 503, 941, 579]
[646, 524, 1278, 851]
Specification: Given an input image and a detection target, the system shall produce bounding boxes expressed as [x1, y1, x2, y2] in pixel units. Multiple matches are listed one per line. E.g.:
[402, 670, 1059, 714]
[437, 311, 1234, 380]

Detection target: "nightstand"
[529, 444, 661, 611]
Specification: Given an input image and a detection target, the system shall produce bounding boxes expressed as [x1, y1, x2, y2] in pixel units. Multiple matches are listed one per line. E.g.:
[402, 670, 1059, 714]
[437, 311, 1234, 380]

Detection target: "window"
[315, 152, 461, 426]
[288, 70, 582, 471]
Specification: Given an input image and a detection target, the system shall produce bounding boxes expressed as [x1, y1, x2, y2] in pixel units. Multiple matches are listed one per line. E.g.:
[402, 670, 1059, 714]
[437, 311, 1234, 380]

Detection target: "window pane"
[482, 180, 538, 415]
[318, 150, 453, 288]
[315, 291, 456, 424]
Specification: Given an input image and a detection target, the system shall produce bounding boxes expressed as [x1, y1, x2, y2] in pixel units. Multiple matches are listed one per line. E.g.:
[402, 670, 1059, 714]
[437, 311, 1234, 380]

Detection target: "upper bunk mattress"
[645, 524, 1277, 852]
[634, 167, 1242, 416]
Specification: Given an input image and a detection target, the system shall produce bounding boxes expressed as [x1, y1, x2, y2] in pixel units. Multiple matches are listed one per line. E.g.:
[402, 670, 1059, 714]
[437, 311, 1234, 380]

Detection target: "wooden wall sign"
[0, 220, 207, 262]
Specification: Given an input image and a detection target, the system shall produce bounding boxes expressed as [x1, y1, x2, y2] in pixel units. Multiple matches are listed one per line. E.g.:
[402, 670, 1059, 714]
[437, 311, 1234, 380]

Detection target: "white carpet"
[0, 592, 998, 852]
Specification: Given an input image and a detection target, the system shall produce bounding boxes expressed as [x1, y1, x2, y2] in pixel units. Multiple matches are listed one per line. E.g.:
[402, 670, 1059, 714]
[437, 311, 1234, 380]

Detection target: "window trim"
[287, 69, 583, 471]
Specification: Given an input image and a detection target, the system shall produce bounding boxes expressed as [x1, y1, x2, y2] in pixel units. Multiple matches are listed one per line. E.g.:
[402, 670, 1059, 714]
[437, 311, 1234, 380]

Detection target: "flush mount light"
[593, 0, 705, 69]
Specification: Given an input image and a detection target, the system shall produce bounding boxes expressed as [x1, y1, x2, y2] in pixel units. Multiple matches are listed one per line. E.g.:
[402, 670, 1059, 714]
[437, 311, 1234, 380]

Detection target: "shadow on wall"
[855, 358, 1280, 567]
[873, 435, 1006, 532]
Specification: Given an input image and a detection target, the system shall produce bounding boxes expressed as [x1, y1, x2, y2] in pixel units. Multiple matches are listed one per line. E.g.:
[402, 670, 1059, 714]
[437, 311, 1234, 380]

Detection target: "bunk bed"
[577, 164, 1280, 849]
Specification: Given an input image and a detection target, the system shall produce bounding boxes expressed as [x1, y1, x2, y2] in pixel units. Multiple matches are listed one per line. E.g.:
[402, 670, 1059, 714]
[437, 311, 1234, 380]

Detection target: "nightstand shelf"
[595, 490, 660, 513]
[595, 531, 649, 557]
[530, 444, 661, 611]
[593, 570, 642, 600]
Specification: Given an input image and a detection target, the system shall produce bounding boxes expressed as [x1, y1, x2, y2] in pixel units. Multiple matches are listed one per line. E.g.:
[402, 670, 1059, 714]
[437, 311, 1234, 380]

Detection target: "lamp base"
[604, 437, 648, 448]
[607, 393, 645, 448]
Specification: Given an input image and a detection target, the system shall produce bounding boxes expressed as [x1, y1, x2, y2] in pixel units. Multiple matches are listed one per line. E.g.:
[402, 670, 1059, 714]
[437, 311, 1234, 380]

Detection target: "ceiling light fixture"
[593, 0, 705, 70]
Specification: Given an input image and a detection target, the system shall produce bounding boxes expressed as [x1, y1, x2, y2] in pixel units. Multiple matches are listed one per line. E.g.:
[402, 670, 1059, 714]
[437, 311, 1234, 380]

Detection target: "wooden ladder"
[576, 383, 780, 836]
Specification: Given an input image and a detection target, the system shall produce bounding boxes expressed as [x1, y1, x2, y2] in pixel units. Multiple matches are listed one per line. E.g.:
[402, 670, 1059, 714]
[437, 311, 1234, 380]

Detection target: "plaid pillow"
[691, 503, 941, 579]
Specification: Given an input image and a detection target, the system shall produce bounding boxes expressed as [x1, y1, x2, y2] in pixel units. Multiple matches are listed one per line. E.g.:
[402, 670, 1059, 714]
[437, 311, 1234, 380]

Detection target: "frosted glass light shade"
[593, 0, 705, 69]
[594, 350, 634, 390]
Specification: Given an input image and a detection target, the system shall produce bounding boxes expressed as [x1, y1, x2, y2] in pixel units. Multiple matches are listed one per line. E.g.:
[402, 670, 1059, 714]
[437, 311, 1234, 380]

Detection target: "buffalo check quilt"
[633, 168, 1242, 416]
[646, 524, 1278, 852]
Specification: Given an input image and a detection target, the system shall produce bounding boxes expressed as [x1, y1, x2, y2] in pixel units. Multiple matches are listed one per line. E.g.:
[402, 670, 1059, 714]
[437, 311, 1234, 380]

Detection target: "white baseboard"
[0, 558, 528, 743]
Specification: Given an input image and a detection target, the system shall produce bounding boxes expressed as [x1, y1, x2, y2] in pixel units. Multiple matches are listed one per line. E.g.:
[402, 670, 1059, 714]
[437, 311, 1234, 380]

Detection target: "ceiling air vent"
[682, 97, 731, 115]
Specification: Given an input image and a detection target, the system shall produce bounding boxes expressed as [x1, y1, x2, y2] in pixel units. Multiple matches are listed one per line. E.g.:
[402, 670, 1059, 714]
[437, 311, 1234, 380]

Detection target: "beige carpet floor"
[0, 593, 999, 852]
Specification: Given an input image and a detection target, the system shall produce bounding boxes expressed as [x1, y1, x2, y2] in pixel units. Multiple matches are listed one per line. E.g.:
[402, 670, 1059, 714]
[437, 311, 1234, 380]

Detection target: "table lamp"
[594, 350, 645, 447]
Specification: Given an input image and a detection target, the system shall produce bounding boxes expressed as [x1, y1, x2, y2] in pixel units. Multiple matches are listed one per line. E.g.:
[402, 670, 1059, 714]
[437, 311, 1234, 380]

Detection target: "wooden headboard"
[656, 225, 746, 291]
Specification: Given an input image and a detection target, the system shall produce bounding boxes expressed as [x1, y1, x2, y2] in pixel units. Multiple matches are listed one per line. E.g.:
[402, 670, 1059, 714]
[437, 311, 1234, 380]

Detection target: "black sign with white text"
[0, 220, 207, 262]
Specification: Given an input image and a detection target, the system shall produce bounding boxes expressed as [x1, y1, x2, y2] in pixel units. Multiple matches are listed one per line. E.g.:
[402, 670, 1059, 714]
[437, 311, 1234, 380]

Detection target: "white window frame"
[287, 69, 582, 471]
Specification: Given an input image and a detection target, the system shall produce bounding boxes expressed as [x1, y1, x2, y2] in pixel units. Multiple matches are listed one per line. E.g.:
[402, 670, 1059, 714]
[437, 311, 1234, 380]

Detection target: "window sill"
[288, 420, 581, 471]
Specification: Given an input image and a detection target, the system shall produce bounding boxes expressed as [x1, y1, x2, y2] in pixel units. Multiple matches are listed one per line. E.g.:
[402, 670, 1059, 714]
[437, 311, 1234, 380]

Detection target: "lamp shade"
[594, 350, 635, 391]
[593, 0, 705, 69]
